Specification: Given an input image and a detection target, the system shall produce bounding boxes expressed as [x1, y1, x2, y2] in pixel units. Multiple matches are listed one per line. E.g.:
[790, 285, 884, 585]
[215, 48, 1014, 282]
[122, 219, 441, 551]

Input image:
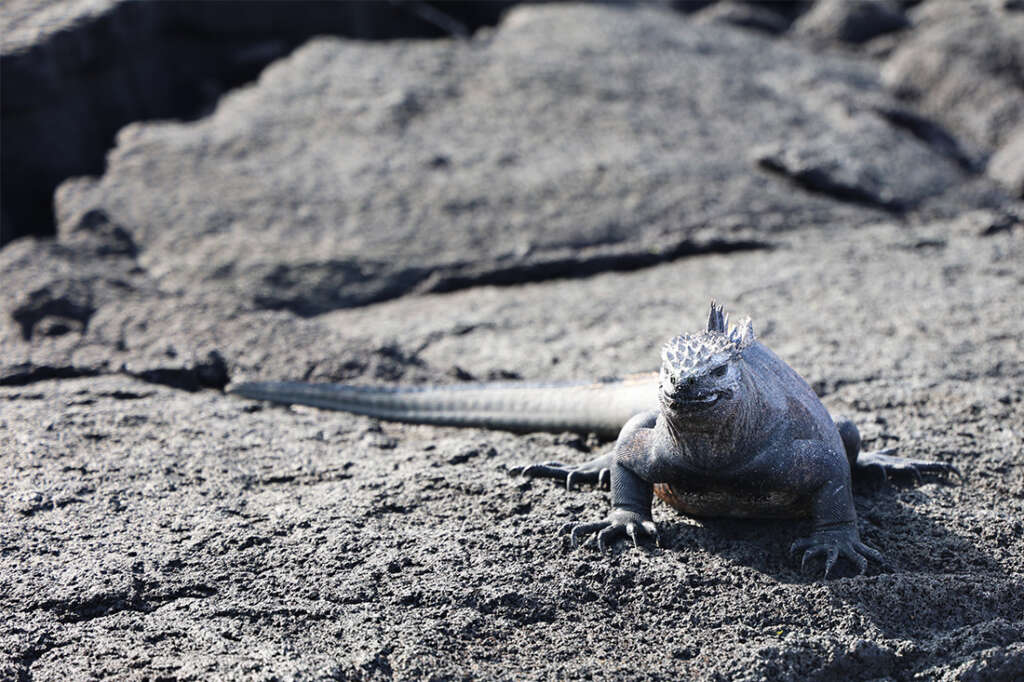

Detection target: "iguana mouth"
[664, 389, 731, 412]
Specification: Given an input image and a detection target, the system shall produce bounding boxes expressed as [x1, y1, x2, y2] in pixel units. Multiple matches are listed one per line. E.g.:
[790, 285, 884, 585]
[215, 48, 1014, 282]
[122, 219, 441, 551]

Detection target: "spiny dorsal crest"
[661, 300, 755, 374]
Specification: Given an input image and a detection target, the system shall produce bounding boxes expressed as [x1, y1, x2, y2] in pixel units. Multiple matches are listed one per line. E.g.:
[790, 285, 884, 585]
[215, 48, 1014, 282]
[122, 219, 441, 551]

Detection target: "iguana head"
[658, 301, 755, 418]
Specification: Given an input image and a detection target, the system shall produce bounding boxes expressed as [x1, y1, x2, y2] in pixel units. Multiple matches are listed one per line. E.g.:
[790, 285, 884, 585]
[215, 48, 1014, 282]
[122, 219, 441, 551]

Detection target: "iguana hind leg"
[835, 418, 961, 483]
[856, 447, 962, 483]
[509, 451, 614, 490]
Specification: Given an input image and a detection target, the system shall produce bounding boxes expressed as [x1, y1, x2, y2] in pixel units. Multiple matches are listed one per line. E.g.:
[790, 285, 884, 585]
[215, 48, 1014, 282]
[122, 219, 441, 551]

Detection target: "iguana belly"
[654, 483, 811, 519]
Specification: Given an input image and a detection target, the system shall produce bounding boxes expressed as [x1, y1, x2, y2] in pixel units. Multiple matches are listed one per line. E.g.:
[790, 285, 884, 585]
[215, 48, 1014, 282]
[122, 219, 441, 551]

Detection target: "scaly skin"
[229, 375, 658, 440]
[230, 301, 959, 577]
[516, 302, 959, 577]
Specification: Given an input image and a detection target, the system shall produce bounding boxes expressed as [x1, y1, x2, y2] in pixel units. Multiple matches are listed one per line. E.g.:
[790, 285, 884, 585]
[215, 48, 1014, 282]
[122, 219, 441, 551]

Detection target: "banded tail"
[228, 374, 660, 439]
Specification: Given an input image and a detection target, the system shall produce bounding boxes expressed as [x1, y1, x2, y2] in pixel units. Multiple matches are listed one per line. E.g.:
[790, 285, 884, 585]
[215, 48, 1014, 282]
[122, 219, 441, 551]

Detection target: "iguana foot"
[566, 508, 659, 550]
[508, 453, 614, 490]
[790, 526, 883, 578]
[855, 447, 962, 484]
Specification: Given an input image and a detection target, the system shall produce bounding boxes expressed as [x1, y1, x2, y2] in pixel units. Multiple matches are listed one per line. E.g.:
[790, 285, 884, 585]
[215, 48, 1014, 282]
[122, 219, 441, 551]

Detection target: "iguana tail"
[227, 374, 659, 439]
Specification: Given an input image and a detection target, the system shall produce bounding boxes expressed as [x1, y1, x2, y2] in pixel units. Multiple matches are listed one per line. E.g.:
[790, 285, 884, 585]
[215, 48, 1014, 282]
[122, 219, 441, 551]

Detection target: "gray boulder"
[55, 4, 984, 319]
[0, 0, 514, 244]
[882, 0, 1024, 153]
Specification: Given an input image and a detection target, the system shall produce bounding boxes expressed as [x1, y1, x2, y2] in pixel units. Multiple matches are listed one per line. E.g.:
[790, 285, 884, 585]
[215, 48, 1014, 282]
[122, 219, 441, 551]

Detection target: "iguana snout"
[660, 375, 735, 414]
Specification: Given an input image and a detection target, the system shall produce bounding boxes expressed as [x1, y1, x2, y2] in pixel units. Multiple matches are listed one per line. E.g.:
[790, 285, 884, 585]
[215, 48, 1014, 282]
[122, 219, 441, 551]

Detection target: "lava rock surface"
[2, 2, 1023, 680]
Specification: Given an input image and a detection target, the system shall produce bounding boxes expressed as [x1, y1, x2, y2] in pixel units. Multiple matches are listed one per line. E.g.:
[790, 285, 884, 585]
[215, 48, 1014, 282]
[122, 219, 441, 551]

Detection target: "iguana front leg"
[788, 443, 883, 576]
[571, 461, 659, 549]
[567, 411, 662, 549]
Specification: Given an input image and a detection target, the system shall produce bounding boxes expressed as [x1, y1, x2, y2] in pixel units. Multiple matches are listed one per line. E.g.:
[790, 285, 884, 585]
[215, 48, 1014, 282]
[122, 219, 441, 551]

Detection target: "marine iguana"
[229, 301, 958, 576]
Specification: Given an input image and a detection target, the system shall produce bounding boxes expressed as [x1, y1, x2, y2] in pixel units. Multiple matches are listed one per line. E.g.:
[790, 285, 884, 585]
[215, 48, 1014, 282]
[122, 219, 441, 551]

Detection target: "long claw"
[794, 529, 885, 578]
[801, 547, 823, 572]
[513, 458, 616, 489]
[521, 464, 549, 477]
[516, 461, 567, 479]
[524, 458, 565, 475]
[824, 546, 839, 578]
[921, 461, 963, 481]
[627, 523, 639, 548]
[642, 521, 660, 547]
[570, 522, 608, 547]
[850, 549, 868, 576]
[566, 471, 579, 491]
[566, 509, 654, 553]
[857, 449, 962, 487]
[857, 541, 884, 564]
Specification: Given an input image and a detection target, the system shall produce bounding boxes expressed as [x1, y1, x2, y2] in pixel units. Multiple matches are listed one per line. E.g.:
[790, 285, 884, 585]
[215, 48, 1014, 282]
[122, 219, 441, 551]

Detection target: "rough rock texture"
[880, 0, 1024, 193]
[0, 0, 515, 244]
[793, 0, 909, 44]
[46, 5, 998, 318]
[692, 0, 794, 34]
[2, 2, 1024, 680]
[988, 125, 1024, 198]
[4, 220, 1023, 680]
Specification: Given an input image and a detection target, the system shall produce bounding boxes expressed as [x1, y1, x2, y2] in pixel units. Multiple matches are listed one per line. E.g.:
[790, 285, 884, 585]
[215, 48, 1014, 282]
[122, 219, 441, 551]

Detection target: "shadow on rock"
[658, 476, 1007, 635]
[655, 471, 1020, 648]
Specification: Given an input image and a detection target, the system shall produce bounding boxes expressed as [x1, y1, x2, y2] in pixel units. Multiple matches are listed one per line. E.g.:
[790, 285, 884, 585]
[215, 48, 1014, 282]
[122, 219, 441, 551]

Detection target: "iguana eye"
[711, 365, 727, 377]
